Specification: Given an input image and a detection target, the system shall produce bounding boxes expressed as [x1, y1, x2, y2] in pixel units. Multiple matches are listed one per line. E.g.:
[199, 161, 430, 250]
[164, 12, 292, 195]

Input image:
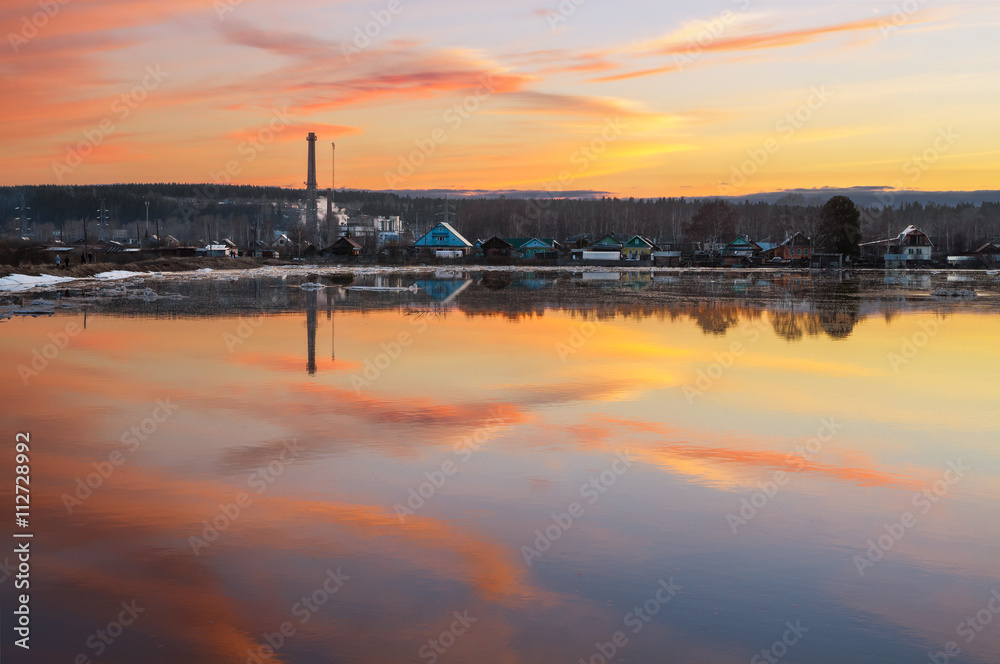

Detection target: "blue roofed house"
[514, 238, 560, 259]
[414, 222, 474, 258]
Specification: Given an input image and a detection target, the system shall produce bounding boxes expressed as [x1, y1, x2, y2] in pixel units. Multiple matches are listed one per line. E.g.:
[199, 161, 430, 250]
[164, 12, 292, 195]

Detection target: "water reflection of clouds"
[3, 296, 999, 663]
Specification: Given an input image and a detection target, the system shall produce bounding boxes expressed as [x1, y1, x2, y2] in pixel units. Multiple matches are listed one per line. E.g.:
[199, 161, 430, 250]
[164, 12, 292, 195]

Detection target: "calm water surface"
[2, 270, 999, 663]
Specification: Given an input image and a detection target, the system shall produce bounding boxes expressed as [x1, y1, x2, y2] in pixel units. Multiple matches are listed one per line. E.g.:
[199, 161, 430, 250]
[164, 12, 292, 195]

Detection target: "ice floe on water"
[0, 297, 78, 317]
[94, 270, 146, 280]
[299, 282, 326, 290]
[0, 274, 76, 292]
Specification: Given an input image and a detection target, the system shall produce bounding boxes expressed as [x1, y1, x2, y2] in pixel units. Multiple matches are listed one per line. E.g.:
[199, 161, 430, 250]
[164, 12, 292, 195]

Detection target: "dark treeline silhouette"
[2, 184, 999, 253]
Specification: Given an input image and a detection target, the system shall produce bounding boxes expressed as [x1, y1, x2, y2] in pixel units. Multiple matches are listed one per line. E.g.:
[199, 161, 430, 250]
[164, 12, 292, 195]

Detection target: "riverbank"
[0, 256, 293, 279]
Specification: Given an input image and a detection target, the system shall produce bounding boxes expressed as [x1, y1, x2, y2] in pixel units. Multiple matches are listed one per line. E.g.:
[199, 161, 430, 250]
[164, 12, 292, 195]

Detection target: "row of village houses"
[35, 221, 1000, 268]
[411, 222, 1000, 268]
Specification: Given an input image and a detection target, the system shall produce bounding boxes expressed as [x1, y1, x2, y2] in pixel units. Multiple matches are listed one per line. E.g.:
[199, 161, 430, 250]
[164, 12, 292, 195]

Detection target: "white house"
[861, 225, 934, 267]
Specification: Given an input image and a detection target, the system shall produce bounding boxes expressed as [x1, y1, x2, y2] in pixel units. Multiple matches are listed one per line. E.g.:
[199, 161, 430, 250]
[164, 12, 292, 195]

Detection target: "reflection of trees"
[770, 311, 823, 341]
[688, 303, 744, 335]
[77, 272, 989, 345]
[816, 280, 861, 339]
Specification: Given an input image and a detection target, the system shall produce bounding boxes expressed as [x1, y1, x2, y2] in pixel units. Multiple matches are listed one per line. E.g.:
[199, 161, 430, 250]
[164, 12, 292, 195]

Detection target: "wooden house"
[327, 236, 363, 257]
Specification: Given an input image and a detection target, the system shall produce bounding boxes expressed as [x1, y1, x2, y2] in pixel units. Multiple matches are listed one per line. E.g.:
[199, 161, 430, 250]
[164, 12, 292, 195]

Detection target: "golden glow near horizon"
[2, 1, 999, 196]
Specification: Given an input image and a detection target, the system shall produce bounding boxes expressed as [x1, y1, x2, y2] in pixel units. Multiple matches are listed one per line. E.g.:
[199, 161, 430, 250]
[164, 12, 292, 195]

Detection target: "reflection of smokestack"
[306, 133, 318, 231]
[306, 288, 317, 376]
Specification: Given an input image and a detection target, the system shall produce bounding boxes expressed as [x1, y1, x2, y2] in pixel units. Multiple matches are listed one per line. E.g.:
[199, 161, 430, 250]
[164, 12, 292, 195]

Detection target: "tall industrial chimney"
[327, 142, 335, 223]
[306, 132, 318, 231]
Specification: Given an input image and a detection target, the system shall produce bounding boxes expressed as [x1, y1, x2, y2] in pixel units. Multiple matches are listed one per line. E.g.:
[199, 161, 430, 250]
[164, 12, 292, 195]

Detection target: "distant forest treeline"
[2, 184, 999, 253]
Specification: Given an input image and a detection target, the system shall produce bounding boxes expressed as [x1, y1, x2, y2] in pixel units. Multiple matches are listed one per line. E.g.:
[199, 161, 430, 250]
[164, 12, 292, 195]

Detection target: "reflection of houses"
[414, 222, 473, 258]
[414, 279, 473, 304]
[860, 225, 933, 267]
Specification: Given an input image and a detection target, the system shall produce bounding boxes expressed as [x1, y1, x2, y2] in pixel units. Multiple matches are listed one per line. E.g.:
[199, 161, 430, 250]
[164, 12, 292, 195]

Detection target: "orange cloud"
[575, 415, 924, 490]
[596, 16, 901, 83]
[648, 16, 888, 55]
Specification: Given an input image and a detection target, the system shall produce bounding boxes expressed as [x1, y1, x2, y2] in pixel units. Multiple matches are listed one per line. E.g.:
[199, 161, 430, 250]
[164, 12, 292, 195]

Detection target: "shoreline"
[1, 257, 997, 296]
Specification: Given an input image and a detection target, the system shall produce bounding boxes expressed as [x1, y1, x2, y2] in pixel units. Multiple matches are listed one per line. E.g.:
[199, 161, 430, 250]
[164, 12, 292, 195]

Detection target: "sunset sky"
[2, 0, 999, 197]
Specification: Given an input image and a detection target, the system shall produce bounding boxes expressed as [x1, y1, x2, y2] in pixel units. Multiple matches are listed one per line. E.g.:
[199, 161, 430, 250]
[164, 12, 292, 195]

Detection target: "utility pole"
[83, 217, 89, 264]
[97, 200, 107, 241]
[15, 193, 30, 239]
[145, 200, 150, 237]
